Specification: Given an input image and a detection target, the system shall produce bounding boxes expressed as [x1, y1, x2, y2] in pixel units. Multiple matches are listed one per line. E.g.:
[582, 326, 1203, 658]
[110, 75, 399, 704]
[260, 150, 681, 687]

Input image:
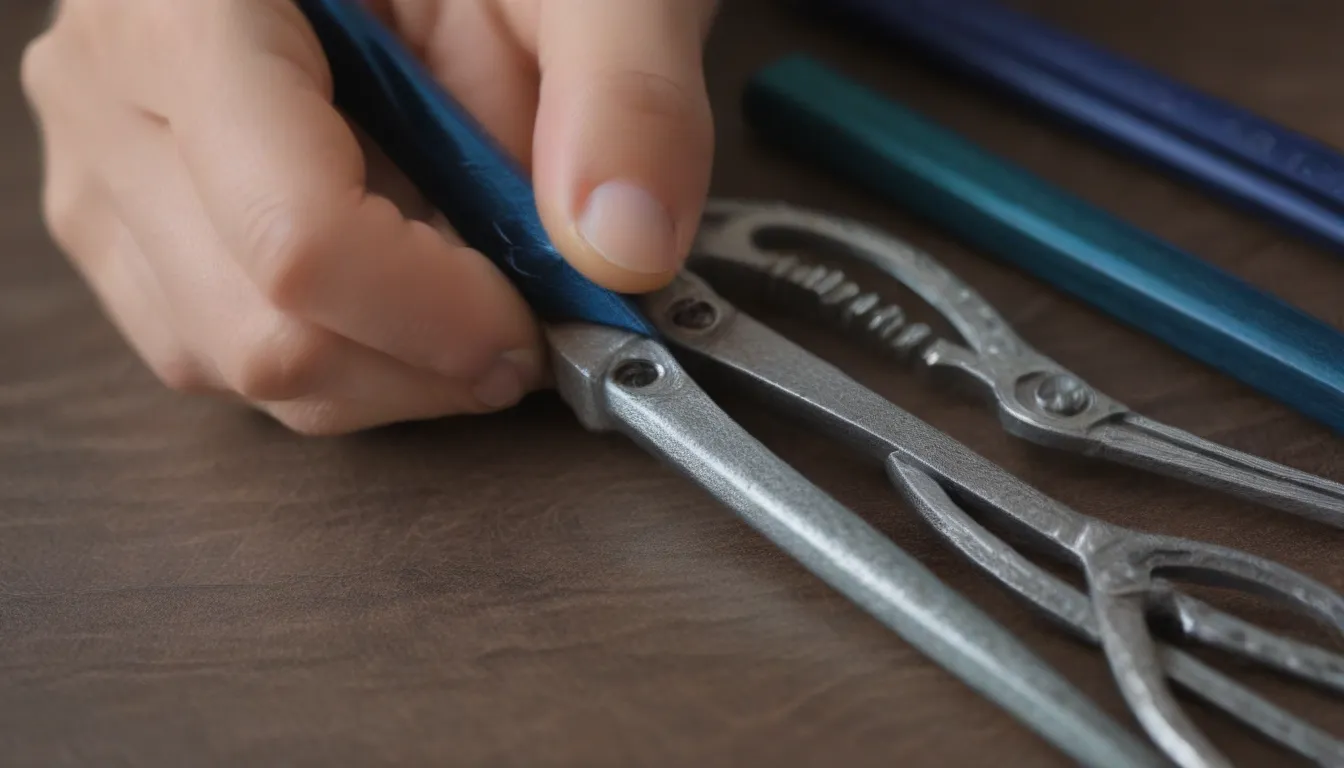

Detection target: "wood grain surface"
[4, 1, 1344, 765]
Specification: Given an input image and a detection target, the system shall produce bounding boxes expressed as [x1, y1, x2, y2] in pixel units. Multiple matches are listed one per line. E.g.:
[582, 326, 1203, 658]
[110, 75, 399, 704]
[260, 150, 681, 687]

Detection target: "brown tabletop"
[4, 1, 1344, 765]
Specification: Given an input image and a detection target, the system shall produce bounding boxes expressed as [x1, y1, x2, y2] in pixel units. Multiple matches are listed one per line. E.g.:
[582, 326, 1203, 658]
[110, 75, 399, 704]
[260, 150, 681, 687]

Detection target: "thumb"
[530, 0, 718, 294]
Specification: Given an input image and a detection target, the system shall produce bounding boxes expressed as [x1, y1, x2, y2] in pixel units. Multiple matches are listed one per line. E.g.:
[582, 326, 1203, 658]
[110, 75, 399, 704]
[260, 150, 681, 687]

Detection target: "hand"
[20, 0, 718, 434]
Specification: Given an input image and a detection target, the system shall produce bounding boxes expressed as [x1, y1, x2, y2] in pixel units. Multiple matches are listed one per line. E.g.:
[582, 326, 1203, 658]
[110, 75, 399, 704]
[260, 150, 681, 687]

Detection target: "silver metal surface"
[543, 323, 1161, 768]
[689, 199, 1344, 530]
[645, 264, 1344, 768]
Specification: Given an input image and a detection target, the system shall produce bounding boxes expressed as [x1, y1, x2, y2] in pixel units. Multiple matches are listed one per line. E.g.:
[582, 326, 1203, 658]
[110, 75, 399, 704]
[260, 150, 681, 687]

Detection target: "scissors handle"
[295, 0, 656, 336]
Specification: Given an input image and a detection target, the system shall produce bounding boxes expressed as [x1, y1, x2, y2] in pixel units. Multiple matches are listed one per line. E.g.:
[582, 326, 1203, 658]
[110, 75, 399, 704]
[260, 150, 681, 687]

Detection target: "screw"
[613, 360, 661, 388]
[668, 298, 718, 330]
[1034, 374, 1091, 416]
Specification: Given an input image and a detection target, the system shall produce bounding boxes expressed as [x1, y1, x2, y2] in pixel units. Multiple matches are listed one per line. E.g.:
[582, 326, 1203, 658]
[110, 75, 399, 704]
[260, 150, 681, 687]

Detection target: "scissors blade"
[545, 319, 1162, 768]
[1086, 413, 1344, 528]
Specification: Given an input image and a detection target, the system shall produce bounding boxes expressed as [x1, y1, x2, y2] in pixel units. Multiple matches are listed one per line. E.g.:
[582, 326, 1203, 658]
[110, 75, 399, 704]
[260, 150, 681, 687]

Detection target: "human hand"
[20, 0, 718, 434]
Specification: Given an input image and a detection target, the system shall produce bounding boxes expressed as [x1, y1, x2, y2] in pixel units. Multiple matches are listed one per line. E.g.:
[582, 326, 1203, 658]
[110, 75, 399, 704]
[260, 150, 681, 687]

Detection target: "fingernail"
[472, 351, 532, 409]
[578, 180, 678, 274]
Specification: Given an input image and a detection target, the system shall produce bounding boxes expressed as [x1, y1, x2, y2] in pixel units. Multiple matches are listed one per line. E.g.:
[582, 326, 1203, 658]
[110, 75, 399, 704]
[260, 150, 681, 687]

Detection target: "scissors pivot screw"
[613, 360, 663, 389]
[669, 298, 720, 331]
[1034, 373, 1093, 416]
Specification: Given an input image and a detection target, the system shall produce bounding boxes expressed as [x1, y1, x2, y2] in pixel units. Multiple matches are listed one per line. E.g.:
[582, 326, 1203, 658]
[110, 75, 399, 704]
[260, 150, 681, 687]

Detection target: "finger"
[65, 202, 217, 394]
[395, 0, 540, 166]
[129, 0, 545, 389]
[96, 109, 536, 420]
[20, 25, 104, 261]
[20, 34, 214, 392]
[255, 362, 489, 437]
[531, 0, 718, 293]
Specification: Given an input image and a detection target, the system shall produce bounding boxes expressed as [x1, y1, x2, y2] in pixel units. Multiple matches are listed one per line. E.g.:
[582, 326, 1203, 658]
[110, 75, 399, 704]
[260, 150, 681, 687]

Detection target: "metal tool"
[685, 198, 1344, 767]
[789, 0, 1344, 257]
[690, 199, 1344, 529]
[297, 2, 1344, 765]
[297, 2, 1159, 765]
[740, 54, 1344, 436]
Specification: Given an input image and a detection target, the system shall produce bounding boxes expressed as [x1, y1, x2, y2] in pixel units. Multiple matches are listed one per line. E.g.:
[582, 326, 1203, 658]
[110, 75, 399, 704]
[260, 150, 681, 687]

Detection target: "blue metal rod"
[742, 55, 1344, 433]
[296, 0, 655, 336]
[790, 0, 1344, 257]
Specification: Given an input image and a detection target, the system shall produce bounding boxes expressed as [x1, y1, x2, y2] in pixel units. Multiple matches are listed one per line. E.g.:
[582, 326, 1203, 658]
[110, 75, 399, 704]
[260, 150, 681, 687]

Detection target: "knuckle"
[149, 352, 210, 393]
[40, 178, 84, 251]
[247, 194, 395, 311]
[39, 167, 106, 263]
[224, 318, 333, 402]
[24, 102, 95, 260]
[244, 202, 330, 311]
[271, 402, 349, 438]
[18, 33, 71, 112]
[18, 35, 51, 102]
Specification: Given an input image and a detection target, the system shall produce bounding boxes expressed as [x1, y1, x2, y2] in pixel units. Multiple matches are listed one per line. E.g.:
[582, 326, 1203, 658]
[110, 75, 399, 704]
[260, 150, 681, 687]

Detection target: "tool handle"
[743, 55, 1344, 433]
[295, 0, 655, 336]
[792, 0, 1344, 256]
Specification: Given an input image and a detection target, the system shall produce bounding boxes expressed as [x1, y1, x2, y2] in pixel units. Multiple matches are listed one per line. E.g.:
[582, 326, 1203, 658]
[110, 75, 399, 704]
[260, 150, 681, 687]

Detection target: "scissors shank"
[545, 322, 1159, 768]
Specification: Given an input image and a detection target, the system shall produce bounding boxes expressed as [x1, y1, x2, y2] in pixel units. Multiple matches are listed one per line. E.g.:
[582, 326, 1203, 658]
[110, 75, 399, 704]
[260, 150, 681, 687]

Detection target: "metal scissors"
[298, 2, 1344, 766]
[686, 199, 1344, 766]
[689, 200, 1344, 529]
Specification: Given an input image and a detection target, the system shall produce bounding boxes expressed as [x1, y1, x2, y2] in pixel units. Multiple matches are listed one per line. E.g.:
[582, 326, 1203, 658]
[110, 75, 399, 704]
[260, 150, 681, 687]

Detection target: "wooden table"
[4, 1, 1343, 765]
